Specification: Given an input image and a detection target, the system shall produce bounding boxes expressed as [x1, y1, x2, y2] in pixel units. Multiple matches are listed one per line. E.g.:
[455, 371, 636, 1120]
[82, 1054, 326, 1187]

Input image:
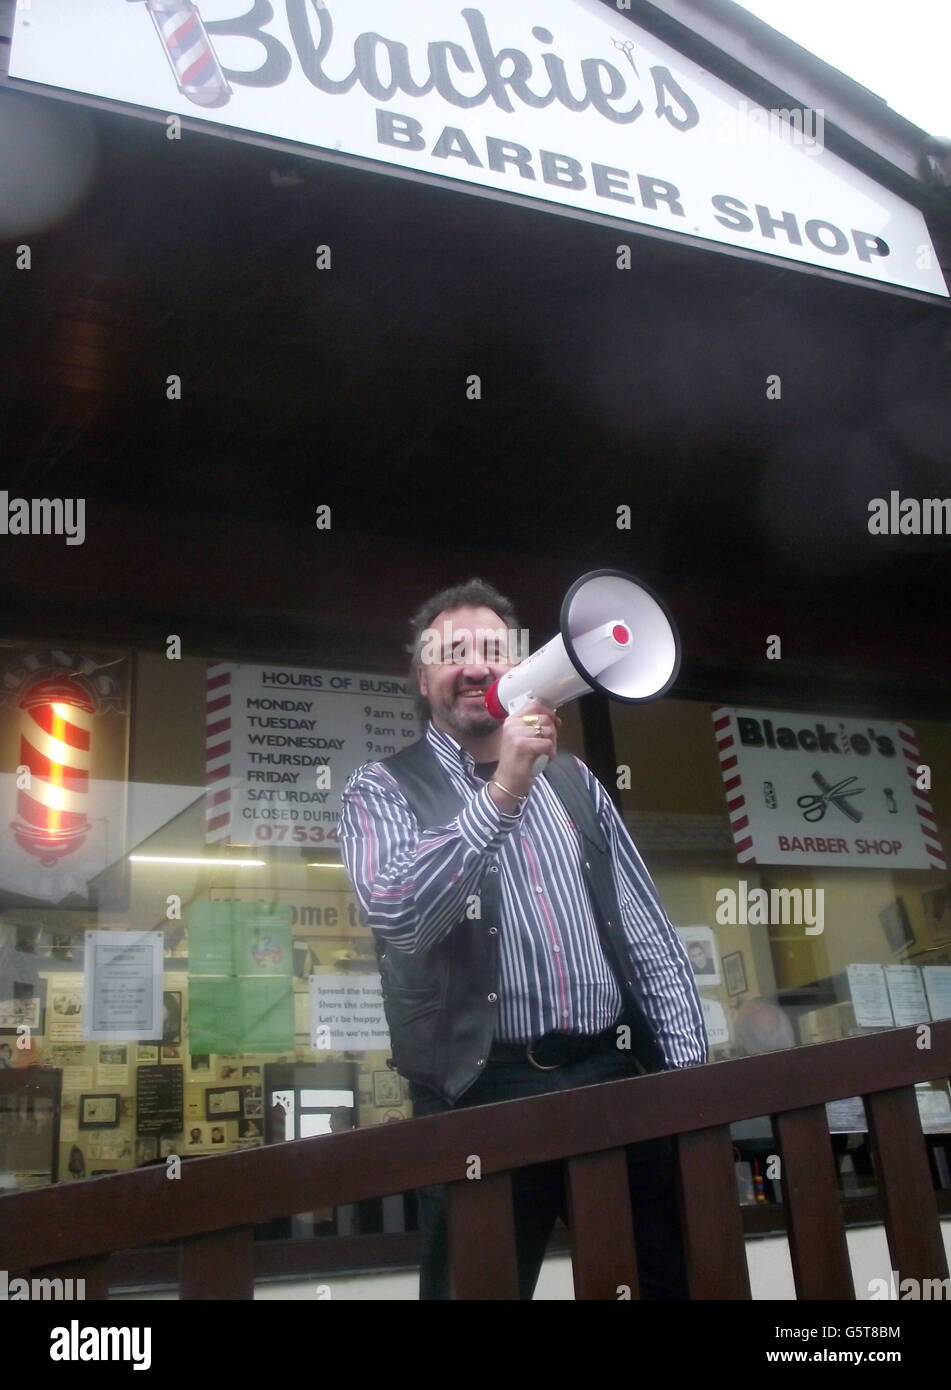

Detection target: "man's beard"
[430, 689, 496, 737]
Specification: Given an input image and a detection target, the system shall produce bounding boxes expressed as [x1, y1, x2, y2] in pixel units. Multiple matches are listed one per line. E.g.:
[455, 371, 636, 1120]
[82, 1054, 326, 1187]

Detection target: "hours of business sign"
[713, 706, 945, 870]
[205, 661, 419, 846]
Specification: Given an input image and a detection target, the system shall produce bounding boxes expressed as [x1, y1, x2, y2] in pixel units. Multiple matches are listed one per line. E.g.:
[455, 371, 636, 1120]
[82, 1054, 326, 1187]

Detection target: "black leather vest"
[373, 738, 666, 1104]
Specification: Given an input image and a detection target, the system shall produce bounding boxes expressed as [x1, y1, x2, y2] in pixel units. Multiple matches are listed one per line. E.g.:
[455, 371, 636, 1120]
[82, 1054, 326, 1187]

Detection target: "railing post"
[866, 1087, 950, 1287]
[180, 1226, 255, 1299]
[446, 1171, 519, 1299]
[566, 1148, 638, 1299]
[676, 1125, 751, 1299]
[774, 1106, 853, 1299]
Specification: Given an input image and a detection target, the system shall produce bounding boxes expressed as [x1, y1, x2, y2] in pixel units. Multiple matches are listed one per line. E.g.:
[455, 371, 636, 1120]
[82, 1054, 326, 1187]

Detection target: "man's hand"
[490, 699, 561, 805]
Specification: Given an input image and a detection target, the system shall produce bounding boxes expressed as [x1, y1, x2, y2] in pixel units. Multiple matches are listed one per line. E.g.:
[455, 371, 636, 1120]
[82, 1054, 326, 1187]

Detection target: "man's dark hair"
[407, 578, 521, 724]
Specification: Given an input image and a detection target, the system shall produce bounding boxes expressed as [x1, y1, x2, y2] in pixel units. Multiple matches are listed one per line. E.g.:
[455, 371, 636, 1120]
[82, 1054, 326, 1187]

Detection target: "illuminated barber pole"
[138, 0, 232, 109]
[1, 649, 130, 904]
[11, 677, 96, 867]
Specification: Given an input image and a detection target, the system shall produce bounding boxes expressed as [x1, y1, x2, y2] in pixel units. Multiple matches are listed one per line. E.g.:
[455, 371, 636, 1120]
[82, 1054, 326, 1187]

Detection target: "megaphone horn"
[484, 570, 681, 774]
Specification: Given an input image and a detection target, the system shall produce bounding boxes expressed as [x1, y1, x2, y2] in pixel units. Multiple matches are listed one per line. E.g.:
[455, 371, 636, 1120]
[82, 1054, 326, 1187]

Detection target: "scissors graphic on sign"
[797, 771, 865, 824]
[612, 37, 640, 76]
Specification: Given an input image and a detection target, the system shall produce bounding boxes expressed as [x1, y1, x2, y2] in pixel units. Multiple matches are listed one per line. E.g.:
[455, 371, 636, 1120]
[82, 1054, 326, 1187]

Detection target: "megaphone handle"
[508, 690, 549, 777]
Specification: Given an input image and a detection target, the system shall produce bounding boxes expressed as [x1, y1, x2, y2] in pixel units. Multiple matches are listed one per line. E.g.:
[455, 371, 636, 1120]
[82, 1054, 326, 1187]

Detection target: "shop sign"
[713, 706, 945, 869]
[9, 0, 946, 296]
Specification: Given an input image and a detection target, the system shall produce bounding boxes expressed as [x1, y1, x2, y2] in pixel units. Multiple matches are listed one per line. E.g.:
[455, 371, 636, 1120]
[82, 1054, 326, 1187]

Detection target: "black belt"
[489, 1025, 619, 1071]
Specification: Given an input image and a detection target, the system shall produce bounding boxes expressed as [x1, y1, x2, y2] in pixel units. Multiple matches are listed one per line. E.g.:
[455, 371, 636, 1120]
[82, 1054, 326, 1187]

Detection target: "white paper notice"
[309, 974, 391, 1052]
[46, 978, 85, 1041]
[916, 1085, 951, 1133]
[923, 966, 951, 1021]
[825, 1096, 868, 1132]
[847, 964, 894, 1029]
[701, 997, 730, 1047]
[83, 931, 164, 1041]
[884, 965, 930, 1026]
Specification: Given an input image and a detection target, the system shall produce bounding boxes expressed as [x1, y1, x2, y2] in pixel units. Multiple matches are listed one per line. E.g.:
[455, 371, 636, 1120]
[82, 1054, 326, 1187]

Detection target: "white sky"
[731, 1, 950, 138]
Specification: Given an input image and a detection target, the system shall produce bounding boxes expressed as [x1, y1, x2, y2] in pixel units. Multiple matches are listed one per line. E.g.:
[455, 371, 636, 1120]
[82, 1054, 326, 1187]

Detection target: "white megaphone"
[484, 570, 681, 776]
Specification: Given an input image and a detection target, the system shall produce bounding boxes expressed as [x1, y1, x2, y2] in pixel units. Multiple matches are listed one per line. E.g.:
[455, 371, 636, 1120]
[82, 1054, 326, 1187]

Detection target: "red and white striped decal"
[205, 661, 233, 844]
[712, 706, 756, 863]
[897, 722, 946, 869]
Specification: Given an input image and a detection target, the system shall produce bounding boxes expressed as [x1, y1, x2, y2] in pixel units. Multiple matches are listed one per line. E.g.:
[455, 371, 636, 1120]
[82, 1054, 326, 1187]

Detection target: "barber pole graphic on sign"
[142, 1, 232, 109]
[713, 706, 944, 870]
[205, 662, 233, 844]
[897, 723, 945, 868]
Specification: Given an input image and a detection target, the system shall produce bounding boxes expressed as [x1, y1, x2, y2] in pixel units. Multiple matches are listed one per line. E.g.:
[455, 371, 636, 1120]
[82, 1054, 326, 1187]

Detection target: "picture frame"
[205, 1086, 243, 1120]
[78, 1093, 120, 1129]
[373, 1068, 402, 1108]
[880, 898, 914, 954]
[722, 951, 748, 997]
[0, 978, 46, 1035]
[675, 925, 721, 987]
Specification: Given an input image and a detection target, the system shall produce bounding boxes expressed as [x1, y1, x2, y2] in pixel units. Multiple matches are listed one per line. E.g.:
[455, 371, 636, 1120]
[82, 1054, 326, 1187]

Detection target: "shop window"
[611, 697, 951, 1205]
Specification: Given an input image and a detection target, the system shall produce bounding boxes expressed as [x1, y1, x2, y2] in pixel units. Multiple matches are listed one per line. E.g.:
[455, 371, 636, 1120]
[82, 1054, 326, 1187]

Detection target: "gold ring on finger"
[522, 714, 540, 726]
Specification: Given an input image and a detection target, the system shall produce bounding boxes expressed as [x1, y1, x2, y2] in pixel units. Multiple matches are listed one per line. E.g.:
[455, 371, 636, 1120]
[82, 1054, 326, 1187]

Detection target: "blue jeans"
[409, 1047, 689, 1300]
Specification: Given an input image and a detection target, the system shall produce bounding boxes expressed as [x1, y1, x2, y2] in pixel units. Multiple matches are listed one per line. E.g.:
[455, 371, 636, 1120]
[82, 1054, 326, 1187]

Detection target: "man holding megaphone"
[341, 575, 707, 1300]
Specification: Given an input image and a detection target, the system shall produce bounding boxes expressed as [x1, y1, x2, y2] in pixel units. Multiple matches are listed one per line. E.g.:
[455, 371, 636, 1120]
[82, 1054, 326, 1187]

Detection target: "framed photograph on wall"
[722, 952, 748, 997]
[205, 1086, 243, 1120]
[372, 1068, 402, 1108]
[78, 1093, 120, 1129]
[0, 978, 46, 1034]
[675, 925, 721, 986]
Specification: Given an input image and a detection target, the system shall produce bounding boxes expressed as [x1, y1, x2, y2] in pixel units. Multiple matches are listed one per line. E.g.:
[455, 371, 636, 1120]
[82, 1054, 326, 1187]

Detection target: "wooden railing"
[2, 1022, 950, 1299]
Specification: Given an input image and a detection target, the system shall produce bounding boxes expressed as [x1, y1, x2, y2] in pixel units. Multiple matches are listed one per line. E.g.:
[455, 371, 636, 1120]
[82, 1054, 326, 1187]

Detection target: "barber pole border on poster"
[713, 706, 944, 870]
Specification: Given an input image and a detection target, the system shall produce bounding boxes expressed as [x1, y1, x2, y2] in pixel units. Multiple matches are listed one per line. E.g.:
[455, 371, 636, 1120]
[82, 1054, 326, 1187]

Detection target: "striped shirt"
[340, 722, 706, 1069]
